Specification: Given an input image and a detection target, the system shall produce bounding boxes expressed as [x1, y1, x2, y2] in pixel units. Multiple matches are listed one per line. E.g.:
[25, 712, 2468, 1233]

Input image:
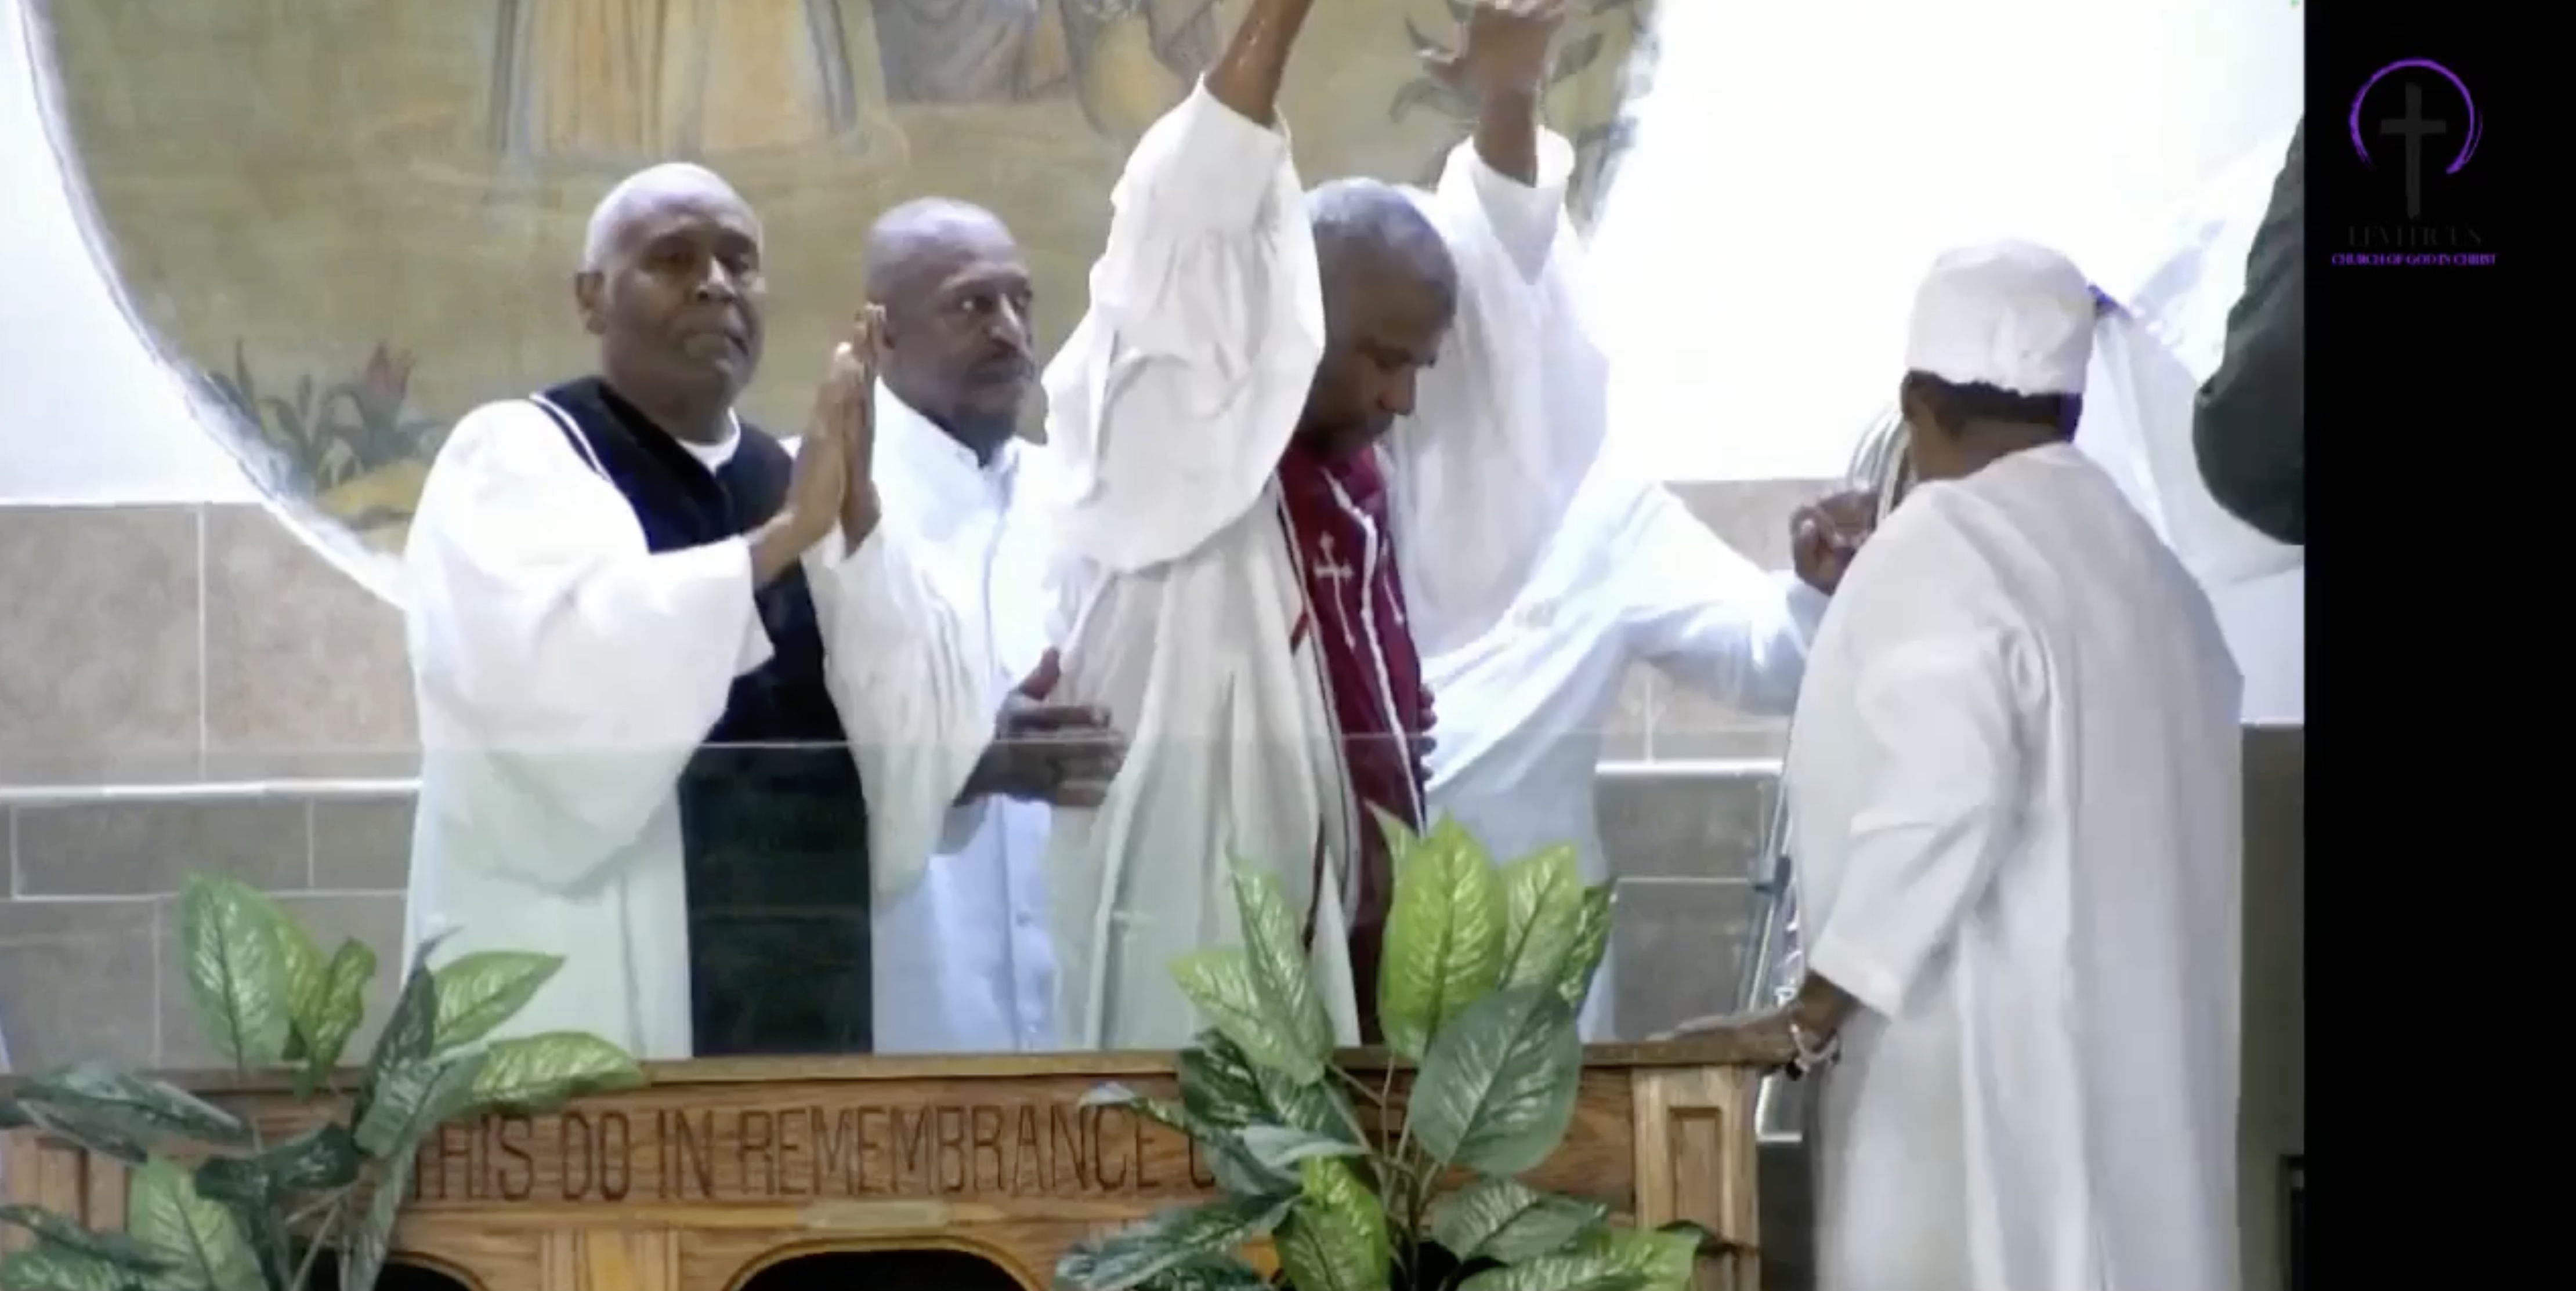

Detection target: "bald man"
[400, 164, 1033, 1060]
[1035, 0, 1608, 1050]
[858, 198, 1123, 1054]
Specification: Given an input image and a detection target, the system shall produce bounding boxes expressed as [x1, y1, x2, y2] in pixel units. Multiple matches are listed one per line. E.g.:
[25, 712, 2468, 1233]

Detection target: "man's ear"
[866, 299, 898, 358]
[574, 271, 607, 336]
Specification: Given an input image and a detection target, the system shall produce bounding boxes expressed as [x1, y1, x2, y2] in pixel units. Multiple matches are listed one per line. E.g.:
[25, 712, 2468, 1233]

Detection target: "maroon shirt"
[1273, 441, 1434, 1043]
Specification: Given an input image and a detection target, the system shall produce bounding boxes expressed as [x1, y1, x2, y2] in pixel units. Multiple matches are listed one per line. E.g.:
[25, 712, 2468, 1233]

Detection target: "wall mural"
[32, 0, 1648, 555]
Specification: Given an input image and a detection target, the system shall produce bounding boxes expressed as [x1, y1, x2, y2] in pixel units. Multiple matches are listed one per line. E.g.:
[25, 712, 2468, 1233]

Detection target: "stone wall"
[0, 480, 1829, 1071]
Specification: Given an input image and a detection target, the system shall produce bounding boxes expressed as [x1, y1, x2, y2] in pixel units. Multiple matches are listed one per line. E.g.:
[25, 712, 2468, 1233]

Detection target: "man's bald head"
[859, 197, 1036, 454]
[575, 162, 766, 424]
[1297, 179, 1460, 460]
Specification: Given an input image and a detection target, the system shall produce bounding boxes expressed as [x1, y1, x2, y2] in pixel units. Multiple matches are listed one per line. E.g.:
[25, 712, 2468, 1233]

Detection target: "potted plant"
[0, 874, 643, 1290]
[1057, 816, 1714, 1291]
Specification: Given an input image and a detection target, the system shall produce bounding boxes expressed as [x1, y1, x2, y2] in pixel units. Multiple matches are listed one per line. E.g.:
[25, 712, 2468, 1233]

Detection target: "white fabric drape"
[1589, 0, 2304, 483]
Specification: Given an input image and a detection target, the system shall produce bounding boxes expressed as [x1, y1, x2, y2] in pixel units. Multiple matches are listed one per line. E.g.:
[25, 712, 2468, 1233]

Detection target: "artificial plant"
[1058, 815, 1711, 1291]
[0, 874, 643, 1291]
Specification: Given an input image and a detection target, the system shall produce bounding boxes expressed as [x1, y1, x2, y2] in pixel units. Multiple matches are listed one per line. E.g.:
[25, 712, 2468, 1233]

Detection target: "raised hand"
[838, 306, 888, 543]
[1420, 0, 1568, 99]
[1792, 487, 1879, 594]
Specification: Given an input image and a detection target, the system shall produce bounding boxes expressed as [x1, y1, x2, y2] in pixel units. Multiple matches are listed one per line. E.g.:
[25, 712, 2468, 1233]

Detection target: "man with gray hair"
[399, 163, 1086, 1059]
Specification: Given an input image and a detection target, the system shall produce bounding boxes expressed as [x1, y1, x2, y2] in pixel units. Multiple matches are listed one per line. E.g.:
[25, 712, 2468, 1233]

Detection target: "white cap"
[1902, 241, 2096, 397]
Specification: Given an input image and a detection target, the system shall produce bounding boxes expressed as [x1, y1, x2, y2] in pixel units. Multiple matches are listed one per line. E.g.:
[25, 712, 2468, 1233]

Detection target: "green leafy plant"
[1057, 816, 1710, 1291]
[203, 341, 450, 509]
[0, 875, 643, 1291]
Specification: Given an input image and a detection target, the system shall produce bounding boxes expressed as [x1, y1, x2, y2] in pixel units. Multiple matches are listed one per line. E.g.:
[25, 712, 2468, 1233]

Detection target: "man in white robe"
[859, 198, 1124, 1054]
[1417, 461, 1875, 1040]
[402, 165, 1097, 1060]
[1035, 0, 1589, 1049]
[1672, 241, 2244, 1290]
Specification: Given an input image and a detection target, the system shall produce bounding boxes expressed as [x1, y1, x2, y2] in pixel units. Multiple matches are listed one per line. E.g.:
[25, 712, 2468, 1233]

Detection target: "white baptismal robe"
[1787, 444, 2242, 1291]
[1422, 466, 1825, 1040]
[866, 391, 1059, 1054]
[1034, 82, 1586, 1050]
[401, 398, 993, 1060]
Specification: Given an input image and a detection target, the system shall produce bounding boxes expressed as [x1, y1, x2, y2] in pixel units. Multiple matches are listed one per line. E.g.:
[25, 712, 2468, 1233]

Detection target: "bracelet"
[1787, 1020, 1841, 1079]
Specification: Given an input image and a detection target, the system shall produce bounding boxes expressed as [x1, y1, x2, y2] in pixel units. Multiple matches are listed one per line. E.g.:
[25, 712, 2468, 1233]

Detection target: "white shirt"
[866, 390, 1058, 1053]
[1788, 443, 2241, 1291]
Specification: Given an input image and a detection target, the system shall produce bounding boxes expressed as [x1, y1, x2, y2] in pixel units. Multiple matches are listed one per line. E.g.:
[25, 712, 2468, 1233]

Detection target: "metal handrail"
[1744, 407, 1912, 1141]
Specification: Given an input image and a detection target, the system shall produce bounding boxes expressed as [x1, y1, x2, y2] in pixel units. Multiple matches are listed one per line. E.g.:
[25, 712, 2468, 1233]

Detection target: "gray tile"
[309, 796, 415, 891]
[1595, 768, 1777, 882]
[0, 899, 163, 1071]
[11, 799, 310, 897]
[155, 892, 405, 1069]
[1608, 877, 1759, 1040]
[200, 506, 418, 780]
[0, 506, 203, 784]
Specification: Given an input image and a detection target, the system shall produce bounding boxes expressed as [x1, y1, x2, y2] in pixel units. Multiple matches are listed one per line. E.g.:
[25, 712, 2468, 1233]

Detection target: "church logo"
[2336, 59, 2491, 267]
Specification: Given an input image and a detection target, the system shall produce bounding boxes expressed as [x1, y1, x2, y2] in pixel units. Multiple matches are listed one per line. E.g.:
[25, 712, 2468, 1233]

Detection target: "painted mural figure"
[495, 0, 863, 159]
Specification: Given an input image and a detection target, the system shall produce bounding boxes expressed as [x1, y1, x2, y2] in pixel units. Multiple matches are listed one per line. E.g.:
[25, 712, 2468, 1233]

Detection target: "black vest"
[533, 378, 874, 1056]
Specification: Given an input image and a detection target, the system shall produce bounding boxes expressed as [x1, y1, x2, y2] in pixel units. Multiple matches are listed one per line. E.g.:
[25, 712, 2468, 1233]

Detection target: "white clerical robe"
[1034, 82, 1587, 1049]
[1421, 463, 1825, 1040]
[1786, 443, 2242, 1291]
[866, 390, 1059, 1054]
[401, 398, 993, 1060]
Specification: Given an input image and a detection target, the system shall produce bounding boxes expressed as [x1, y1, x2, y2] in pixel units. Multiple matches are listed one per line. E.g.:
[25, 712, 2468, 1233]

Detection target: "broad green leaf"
[274, 915, 325, 1062]
[126, 1158, 262, 1291]
[1236, 1125, 1365, 1173]
[0, 1206, 170, 1275]
[1377, 815, 1506, 1060]
[1087, 1082, 1297, 1198]
[1494, 845, 1587, 992]
[1272, 1156, 1391, 1291]
[296, 938, 378, 1096]
[1427, 1176, 1610, 1264]
[1081, 1082, 1193, 1133]
[430, 951, 565, 1051]
[0, 1244, 130, 1291]
[1367, 805, 1422, 862]
[353, 1054, 486, 1159]
[1180, 1033, 1354, 1144]
[13, 1063, 251, 1158]
[1408, 985, 1582, 1175]
[1227, 861, 1334, 1072]
[1131, 1253, 1271, 1291]
[1053, 1194, 1299, 1291]
[1568, 1227, 1703, 1291]
[1172, 950, 1319, 1084]
[177, 876, 296, 1067]
[339, 1140, 418, 1291]
[354, 943, 446, 1129]
[1553, 884, 1616, 1013]
[468, 1032, 644, 1113]
[1456, 1255, 1648, 1291]
[191, 1123, 361, 1207]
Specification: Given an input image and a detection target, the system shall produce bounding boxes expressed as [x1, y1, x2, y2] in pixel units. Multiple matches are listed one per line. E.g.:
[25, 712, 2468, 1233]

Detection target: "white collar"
[877, 386, 1017, 506]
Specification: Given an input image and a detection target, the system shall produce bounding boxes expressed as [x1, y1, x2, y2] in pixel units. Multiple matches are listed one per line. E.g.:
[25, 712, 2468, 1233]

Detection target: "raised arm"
[1618, 487, 1828, 717]
[1384, 2, 1608, 656]
[1038, 0, 1328, 574]
[404, 401, 770, 892]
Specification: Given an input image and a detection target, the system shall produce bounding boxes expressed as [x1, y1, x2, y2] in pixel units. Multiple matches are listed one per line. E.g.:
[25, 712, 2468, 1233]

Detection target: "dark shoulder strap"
[527, 392, 611, 481]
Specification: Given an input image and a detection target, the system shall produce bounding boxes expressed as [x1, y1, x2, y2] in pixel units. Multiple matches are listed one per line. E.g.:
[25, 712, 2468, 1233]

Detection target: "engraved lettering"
[896, 1108, 934, 1191]
[674, 1109, 718, 1199]
[597, 1111, 631, 1202]
[494, 1115, 535, 1202]
[1090, 1105, 1127, 1191]
[739, 1109, 777, 1197]
[935, 1105, 968, 1194]
[1014, 1105, 1043, 1195]
[813, 1108, 856, 1196]
[776, 1108, 808, 1198]
[1051, 1104, 1091, 1191]
[560, 1112, 594, 1200]
[858, 1107, 888, 1195]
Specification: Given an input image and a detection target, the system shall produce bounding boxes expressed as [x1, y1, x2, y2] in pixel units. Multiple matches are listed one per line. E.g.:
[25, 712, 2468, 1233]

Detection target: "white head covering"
[1902, 240, 2097, 397]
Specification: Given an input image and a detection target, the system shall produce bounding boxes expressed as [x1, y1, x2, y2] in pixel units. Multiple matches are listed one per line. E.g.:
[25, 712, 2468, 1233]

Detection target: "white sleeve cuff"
[1804, 927, 1913, 1021]
[1778, 571, 1832, 643]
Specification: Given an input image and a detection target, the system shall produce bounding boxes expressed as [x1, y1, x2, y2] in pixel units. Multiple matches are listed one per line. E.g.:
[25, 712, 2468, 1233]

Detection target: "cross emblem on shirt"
[1315, 534, 1359, 648]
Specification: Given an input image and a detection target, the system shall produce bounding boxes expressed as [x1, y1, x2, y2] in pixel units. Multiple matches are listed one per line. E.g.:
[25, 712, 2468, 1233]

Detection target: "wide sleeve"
[403, 401, 769, 893]
[1802, 631, 2038, 1018]
[1384, 129, 1612, 657]
[1617, 487, 1826, 718]
[1037, 80, 1327, 574]
[2193, 121, 2305, 547]
[801, 523, 996, 900]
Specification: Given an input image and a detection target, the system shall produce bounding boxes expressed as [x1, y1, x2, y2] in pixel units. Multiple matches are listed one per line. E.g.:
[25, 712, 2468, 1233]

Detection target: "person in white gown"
[401, 164, 1102, 1060]
[858, 197, 1124, 1054]
[1418, 463, 1875, 1040]
[1671, 241, 2244, 1290]
[1034, 0, 1596, 1049]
